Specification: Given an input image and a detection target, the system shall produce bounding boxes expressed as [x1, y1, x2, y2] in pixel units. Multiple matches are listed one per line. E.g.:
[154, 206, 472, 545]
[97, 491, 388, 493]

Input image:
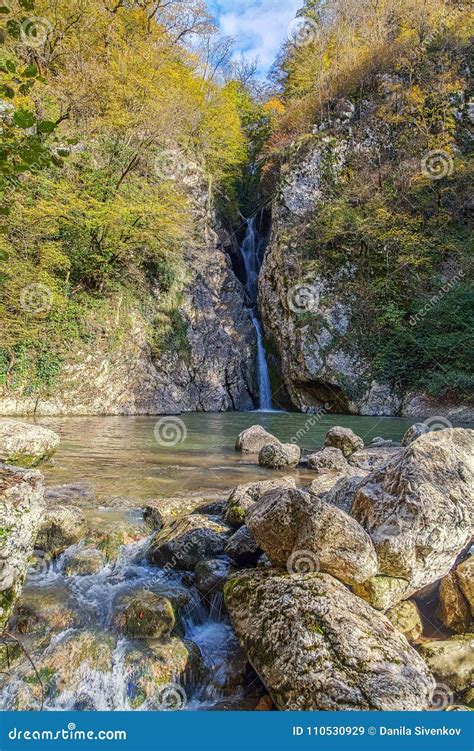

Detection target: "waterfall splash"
[239, 217, 273, 411]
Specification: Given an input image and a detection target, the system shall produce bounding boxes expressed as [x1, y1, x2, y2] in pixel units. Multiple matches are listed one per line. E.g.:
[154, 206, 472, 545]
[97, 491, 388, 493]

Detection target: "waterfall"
[239, 217, 273, 411]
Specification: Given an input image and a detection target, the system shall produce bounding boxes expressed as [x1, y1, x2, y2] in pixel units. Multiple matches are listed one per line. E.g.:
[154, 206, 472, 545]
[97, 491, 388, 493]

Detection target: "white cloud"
[210, 0, 303, 76]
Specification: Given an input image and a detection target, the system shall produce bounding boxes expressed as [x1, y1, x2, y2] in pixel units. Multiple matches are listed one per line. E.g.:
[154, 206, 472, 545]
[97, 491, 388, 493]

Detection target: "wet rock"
[324, 426, 364, 457]
[402, 423, 429, 446]
[12, 629, 116, 709]
[194, 558, 230, 595]
[352, 576, 409, 611]
[307, 447, 347, 472]
[309, 465, 366, 499]
[225, 526, 261, 566]
[8, 587, 76, 638]
[224, 569, 435, 710]
[63, 548, 105, 577]
[87, 522, 146, 562]
[113, 590, 175, 638]
[348, 446, 400, 472]
[456, 557, 474, 617]
[419, 634, 474, 693]
[121, 638, 197, 709]
[35, 505, 87, 557]
[44, 482, 96, 507]
[0, 464, 45, 630]
[0, 419, 60, 468]
[143, 493, 224, 531]
[386, 600, 423, 642]
[223, 477, 296, 527]
[235, 425, 280, 453]
[146, 514, 231, 570]
[258, 443, 301, 469]
[351, 429, 474, 600]
[247, 487, 377, 586]
[437, 571, 471, 634]
[323, 473, 367, 513]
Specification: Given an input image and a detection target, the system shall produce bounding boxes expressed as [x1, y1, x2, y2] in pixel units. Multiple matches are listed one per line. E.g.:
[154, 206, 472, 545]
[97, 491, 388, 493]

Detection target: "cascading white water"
[240, 217, 273, 411]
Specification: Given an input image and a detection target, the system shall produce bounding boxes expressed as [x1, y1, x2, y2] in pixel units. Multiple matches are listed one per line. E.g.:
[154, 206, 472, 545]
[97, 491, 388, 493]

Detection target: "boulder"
[247, 487, 378, 586]
[351, 429, 474, 599]
[323, 473, 367, 513]
[437, 571, 471, 634]
[258, 443, 301, 469]
[224, 569, 435, 710]
[324, 426, 364, 457]
[455, 557, 474, 617]
[235, 425, 280, 453]
[35, 505, 87, 557]
[146, 514, 230, 570]
[223, 477, 296, 527]
[143, 493, 224, 530]
[386, 600, 423, 642]
[225, 525, 261, 566]
[307, 447, 347, 472]
[0, 464, 45, 630]
[419, 634, 474, 693]
[402, 423, 429, 446]
[352, 576, 409, 611]
[113, 590, 175, 638]
[0, 419, 60, 468]
[194, 558, 230, 595]
[348, 446, 400, 472]
[87, 523, 146, 562]
[309, 465, 367, 500]
[63, 548, 105, 577]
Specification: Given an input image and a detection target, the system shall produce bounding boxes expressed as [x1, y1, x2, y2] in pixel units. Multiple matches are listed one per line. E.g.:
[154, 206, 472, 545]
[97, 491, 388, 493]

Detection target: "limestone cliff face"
[0, 179, 257, 416]
[259, 78, 473, 421]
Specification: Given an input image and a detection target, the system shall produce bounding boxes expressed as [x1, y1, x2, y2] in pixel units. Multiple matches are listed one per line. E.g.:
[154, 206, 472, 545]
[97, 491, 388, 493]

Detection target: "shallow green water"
[37, 412, 415, 500]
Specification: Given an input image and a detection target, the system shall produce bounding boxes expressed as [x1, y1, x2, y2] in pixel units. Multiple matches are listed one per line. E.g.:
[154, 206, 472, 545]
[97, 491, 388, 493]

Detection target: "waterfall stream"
[239, 217, 273, 411]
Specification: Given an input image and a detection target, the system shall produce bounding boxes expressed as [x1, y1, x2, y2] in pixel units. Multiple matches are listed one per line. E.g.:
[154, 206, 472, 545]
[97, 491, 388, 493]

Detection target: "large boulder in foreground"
[235, 425, 280, 453]
[223, 476, 296, 527]
[0, 419, 60, 468]
[224, 569, 435, 710]
[146, 514, 230, 570]
[247, 487, 377, 586]
[258, 442, 301, 469]
[351, 429, 474, 598]
[324, 426, 363, 457]
[0, 464, 45, 629]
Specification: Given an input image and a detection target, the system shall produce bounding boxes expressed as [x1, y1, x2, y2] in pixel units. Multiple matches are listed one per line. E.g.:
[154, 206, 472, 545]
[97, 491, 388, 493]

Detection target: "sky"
[207, 0, 303, 77]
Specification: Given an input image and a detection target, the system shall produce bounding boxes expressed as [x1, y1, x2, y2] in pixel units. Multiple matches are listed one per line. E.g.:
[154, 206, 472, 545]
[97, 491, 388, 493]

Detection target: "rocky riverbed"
[0, 418, 472, 711]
